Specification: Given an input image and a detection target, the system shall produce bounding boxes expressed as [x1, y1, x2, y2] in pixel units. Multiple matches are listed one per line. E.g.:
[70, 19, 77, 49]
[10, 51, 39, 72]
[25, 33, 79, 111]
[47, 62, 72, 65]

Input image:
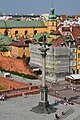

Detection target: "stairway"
[54, 108, 75, 120]
[73, 115, 80, 120]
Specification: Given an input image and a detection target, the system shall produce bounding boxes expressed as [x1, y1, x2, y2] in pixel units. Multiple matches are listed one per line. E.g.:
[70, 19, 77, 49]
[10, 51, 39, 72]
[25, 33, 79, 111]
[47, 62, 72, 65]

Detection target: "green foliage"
[0, 86, 5, 90]
[0, 67, 37, 79]
[1, 47, 8, 52]
[0, 67, 5, 72]
[68, 15, 75, 18]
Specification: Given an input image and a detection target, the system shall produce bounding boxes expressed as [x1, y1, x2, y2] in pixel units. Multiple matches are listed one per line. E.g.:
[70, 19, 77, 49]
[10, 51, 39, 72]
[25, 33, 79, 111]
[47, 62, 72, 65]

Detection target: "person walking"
[55, 113, 60, 119]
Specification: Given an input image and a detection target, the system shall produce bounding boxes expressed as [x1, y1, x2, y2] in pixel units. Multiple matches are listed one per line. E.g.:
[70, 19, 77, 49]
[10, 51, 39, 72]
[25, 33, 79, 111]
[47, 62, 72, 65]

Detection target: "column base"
[31, 101, 57, 114]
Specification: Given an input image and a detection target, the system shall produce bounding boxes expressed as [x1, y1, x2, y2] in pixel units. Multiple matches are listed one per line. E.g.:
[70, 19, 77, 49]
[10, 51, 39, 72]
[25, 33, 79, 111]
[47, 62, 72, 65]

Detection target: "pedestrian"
[22, 92, 26, 97]
[29, 86, 31, 90]
[55, 113, 60, 119]
[56, 90, 59, 95]
[64, 97, 67, 101]
[66, 86, 68, 89]
[2, 94, 5, 101]
[62, 111, 65, 115]
[73, 87, 76, 91]
[64, 86, 66, 90]
[54, 100, 58, 105]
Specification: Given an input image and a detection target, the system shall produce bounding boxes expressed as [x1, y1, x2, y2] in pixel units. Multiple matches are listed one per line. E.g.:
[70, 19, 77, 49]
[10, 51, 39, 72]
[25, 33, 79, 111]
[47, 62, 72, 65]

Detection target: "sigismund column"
[38, 34, 49, 111]
[31, 34, 56, 114]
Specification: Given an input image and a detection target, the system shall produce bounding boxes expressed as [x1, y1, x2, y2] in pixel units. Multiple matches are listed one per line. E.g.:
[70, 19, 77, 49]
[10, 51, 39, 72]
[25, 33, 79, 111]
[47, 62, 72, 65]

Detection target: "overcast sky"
[0, 0, 80, 15]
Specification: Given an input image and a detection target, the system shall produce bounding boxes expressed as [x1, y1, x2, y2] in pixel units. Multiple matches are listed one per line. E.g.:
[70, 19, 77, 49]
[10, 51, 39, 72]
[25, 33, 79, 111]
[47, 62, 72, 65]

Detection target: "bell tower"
[47, 5, 57, 33]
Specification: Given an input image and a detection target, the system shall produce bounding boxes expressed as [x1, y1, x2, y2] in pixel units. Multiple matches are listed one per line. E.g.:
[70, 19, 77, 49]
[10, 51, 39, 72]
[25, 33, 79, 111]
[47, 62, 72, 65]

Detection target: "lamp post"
[31, 34, 55, 114]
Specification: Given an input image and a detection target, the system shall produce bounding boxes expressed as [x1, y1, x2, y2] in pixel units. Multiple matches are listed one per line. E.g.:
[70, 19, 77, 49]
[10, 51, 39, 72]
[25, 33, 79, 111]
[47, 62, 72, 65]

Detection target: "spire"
[48, 2, 56, 20]
[51, 1, 53, 8]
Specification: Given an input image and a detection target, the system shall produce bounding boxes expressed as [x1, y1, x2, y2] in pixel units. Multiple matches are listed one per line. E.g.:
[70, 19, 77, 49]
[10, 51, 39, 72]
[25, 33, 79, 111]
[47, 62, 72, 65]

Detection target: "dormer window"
[73, 42, 75, 45]
[61, 42, 66, 47]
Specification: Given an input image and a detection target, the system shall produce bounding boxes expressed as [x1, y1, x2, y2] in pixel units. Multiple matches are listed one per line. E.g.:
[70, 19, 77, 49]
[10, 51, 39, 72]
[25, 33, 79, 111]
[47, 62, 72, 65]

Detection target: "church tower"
[47, 5, 57, 33]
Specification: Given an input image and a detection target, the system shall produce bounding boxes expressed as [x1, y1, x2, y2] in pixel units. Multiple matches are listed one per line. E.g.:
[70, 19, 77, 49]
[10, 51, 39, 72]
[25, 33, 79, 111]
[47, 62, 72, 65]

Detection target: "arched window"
[15, 30, 18, 35]
[25, 30, 28, 35]
[4, 29, 8, 36]
[78, 53, 80, 58]
[52, 22, 54, 26]
[34, 30, 37, 35]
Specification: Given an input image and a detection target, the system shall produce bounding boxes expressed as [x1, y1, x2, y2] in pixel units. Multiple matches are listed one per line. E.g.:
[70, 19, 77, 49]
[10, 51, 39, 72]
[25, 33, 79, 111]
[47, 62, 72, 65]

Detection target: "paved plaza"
[0, 94, 80, 120]
[49, 81, 80, 104]
[0, 72, 80, 119]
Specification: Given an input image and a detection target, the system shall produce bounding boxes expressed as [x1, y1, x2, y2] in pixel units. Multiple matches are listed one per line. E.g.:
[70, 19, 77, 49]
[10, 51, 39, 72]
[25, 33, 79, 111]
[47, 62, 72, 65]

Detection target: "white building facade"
[29, 44, 70, 80]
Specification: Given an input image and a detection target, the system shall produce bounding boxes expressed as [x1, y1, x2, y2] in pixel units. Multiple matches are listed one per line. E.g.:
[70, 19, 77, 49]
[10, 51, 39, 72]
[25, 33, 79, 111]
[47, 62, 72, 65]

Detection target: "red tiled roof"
[60, 15, 67, 22]
[50, 30, 61, 35]
[52, 37, 67, 47]
[10, 37, 32, 47]
[71, 26, 80, 44]
[62, 27, 70, 31]
[0, 55, 33, 75]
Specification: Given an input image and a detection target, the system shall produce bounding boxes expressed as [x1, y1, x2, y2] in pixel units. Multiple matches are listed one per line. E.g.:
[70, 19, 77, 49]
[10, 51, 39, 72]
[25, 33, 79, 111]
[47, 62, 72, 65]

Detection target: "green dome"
[48, 14, 56, 19]
[48, 7, 56, 20]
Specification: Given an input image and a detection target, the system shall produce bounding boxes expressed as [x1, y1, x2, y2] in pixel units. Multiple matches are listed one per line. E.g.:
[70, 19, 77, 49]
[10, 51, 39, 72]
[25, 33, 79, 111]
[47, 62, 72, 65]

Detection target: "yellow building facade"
[0, 7, 57, 58]
[0, 7, 57, 38]
[9, 44, 30, 58]
[0, 21, 57, 38]
[77, 45, 80, 73]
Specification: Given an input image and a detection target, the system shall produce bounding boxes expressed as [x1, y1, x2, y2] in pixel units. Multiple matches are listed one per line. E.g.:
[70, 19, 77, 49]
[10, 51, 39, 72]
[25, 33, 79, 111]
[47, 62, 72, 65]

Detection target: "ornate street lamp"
[31, 34, 56, 114]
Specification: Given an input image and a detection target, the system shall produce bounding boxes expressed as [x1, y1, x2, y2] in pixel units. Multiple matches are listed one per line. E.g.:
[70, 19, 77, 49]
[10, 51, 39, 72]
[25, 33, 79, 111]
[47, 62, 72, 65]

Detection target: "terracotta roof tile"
[10, 37, 32, 47]
[50, 30, 61, 35]
[52, 37, 67, 47]
[62, 27, 70, 31]
[71, 26, 80, 44]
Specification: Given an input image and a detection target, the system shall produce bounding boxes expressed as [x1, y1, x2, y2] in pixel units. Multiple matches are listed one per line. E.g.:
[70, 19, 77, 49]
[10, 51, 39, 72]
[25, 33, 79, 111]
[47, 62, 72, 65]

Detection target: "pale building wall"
[10, 45, 30, 58]
[29, 44, 70, 80]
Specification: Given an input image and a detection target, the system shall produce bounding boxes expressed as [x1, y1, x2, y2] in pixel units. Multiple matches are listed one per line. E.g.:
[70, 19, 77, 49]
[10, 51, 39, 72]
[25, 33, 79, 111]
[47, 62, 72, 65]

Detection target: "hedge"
[0, 67, 38, 79]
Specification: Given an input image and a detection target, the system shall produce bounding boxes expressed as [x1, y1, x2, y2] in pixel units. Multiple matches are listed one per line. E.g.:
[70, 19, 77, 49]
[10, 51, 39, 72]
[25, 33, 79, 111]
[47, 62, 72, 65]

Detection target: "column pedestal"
[31, 86, 56, 114]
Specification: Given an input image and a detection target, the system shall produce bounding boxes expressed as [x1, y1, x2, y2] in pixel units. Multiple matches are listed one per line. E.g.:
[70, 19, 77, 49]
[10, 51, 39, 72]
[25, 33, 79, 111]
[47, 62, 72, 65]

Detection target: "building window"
[23, 47, 25, 50]
[73, 42, 75, 45]
[72, 55, 76, 59]
[15, 30, 18, 35]
[77, 69, 79, 74]
[25, 30, 28, 35]
[52, 22, 54, 26]
[78, 47, 80, 50]
[78, 53, 80, 58]
[72, 61, 76, 66]
[78, 60, 80, 65]
[73, 48, 76, 52]
[34, 30, 37, 35]
[72, 69, 75, 74]
[4, 29, 8, 36]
